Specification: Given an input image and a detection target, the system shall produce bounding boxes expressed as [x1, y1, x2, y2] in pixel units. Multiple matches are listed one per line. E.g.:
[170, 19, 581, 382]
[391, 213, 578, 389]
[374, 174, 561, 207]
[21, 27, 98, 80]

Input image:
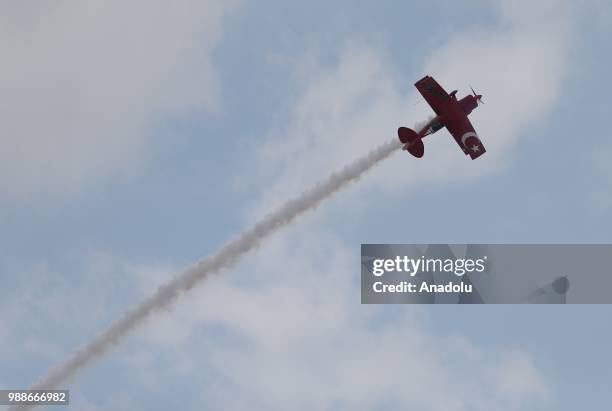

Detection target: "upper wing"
[415, 75, 451, 115]
[445, 114, 486, 160]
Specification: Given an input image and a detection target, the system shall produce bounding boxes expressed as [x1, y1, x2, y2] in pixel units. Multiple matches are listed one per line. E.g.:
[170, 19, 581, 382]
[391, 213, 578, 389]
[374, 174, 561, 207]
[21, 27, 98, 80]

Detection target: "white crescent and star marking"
[461, 132, 482, 153]
[460, 131, 478, 146]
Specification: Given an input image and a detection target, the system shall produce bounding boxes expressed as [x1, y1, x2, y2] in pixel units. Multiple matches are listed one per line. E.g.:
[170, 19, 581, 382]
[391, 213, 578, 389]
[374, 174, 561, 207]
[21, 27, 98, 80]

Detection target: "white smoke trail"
[14, 137, 403, 409]
[413, 114, 435, 133]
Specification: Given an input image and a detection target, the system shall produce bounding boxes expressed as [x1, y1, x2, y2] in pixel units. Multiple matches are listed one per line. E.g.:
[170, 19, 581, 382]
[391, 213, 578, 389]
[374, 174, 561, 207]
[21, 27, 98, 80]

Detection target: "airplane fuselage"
[417, 94, 480, 138]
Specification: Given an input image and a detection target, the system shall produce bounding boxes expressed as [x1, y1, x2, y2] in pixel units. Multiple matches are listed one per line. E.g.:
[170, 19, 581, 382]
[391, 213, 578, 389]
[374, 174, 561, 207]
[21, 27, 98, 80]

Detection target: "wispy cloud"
[167, 227, 549, 410]
[243, 0, 574, 217]
[0, 0, 240, 204]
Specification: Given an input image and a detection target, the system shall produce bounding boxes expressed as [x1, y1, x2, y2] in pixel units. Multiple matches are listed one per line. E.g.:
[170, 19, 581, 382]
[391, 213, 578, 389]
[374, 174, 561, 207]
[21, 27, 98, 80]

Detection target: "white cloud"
[0, 251, 177, 373]
[0, 232, 548, 410]
[128, 225, 549, 411]
[0, 251, 200, 408]
[243, 0, 574, 217]
[0, 0, 240, 204]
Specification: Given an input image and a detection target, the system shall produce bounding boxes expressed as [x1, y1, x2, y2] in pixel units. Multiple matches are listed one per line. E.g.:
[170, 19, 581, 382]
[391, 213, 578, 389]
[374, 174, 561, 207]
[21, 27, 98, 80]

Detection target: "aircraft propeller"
[470, 86, 484, 105]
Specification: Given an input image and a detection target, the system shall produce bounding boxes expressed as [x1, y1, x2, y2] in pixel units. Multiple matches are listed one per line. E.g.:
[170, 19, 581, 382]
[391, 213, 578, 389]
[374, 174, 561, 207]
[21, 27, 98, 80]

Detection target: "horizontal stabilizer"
[404, 139, 424, 158]
[398, 127, 418, 144]
[398, 127, 424, 158]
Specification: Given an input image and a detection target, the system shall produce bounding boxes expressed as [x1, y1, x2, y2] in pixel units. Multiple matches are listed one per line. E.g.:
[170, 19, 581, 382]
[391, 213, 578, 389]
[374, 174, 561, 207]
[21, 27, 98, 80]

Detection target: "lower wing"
[445, 115, 486, 160]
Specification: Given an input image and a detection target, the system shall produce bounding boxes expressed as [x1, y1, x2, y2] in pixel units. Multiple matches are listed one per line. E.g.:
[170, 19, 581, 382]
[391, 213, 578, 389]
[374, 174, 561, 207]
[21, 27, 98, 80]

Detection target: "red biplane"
[398, 75, 486, 160]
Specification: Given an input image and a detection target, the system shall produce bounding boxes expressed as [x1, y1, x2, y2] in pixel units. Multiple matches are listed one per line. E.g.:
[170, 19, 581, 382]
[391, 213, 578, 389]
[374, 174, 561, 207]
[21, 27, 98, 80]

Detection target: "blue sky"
[1, 1, 612, 410]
